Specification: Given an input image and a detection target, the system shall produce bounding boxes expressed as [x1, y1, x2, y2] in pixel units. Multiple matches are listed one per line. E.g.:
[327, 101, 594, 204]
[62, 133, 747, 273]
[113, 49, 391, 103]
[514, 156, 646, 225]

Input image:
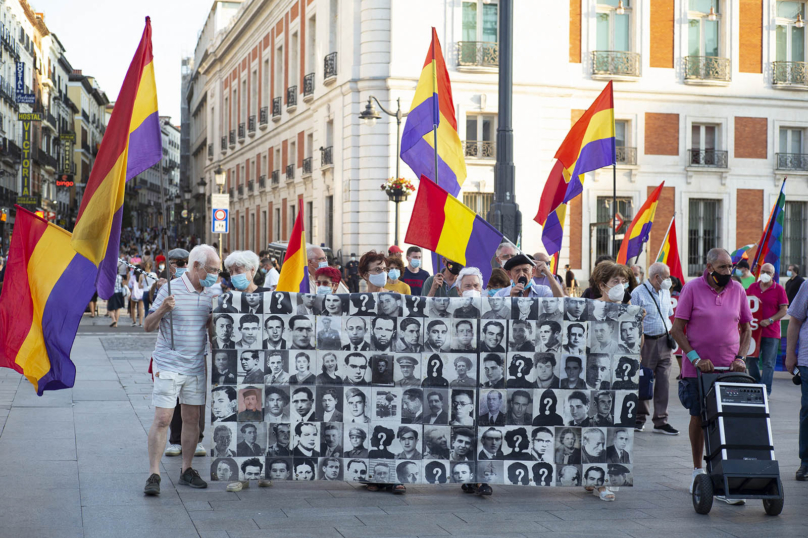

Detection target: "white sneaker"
[164, 444, 182, 456]
[690, 468, 705, 494]
[226, 480, 248, 492]
[716, 496, 746, 505]
[194, 443, 207, 457]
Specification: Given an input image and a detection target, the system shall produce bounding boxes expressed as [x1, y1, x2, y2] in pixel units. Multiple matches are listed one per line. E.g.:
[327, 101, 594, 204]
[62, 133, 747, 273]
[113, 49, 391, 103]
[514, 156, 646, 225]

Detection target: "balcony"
[772, 61, 808, 89]
[456, 41, 498, 70]
[616, 146, 637, 165]
[776, 153, 808, 171]
[43, 112, 58, 131]
[82, 142, 91, 154]
[229, 130, 236, 148]
[286, 164, 295, 181]
[238, 122, 245, 141]
[271, 170, 280, 187]
[248, 115, 256, 136]
[688, 149, 728, 168]
[302, 156, 313, 177]
[272, 97, 282, 121]
[683, 56, 731, 85]
[463, 140, 495, 160]
[221, 136, 227, 152]
[247, 180, 254, 194]
[238, 185, 244, 197]
[287, 86, 297, 111]
[259, 175, 266, 189]
[37, 149, 57, 171]
[82, 110, 89, 122]
[259, 106, 268, 128]
[208, 143, 213, 160]
[591, 51, 641, 80]
[324, 52, 338, 84]
[321, 145, 333, 169]
[229, 187, 235, 198]
[303, 73, 315, 102]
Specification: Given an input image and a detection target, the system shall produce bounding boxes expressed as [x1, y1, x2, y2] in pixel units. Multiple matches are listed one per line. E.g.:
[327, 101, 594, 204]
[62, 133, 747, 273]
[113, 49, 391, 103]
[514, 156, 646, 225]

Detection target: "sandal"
[110, 322, 117, 328]
[366, 484, 380, 492]
[391, 484, 406, 494]
[596, 487, 615, 502]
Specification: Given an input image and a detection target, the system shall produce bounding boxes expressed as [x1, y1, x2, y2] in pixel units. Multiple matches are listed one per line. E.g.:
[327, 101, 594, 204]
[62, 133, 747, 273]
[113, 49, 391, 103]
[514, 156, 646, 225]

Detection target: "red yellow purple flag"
[276, 199, 310, 293]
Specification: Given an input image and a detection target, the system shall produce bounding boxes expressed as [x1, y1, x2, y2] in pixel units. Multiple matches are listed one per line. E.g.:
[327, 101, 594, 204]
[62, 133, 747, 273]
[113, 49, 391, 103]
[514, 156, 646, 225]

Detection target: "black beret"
[504, 254, 533, 271]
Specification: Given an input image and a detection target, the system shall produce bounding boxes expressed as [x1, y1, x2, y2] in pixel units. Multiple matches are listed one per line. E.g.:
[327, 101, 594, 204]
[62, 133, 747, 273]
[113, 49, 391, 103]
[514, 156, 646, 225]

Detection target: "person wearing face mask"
[485, 268, 511, 298]
[308, 246, 350, 294]
[630, 262, 678, 435]
[455, 267, 484, 305]
[358, 250, 390, 294]
[143, 245, 221, 496]
[224, 251, 270, 299]
[149, 248, 190, 308]
[384, 256, 411, 294]
[734, 259, 756, 289]
[314, 266, 343, 295]
[422, 257, 462, 298]
[745, 263, 788, 396]
[495, 254, 563, 299]
[344, 252, 360, 293]
[785, 264, 804, 305]
[672, 248, 752, 506]
[403, 246, 430, 295]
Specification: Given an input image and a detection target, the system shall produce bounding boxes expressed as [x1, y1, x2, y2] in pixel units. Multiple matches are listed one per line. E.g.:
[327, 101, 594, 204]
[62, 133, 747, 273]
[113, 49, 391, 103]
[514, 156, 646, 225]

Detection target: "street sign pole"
[211, 192, 230, 264]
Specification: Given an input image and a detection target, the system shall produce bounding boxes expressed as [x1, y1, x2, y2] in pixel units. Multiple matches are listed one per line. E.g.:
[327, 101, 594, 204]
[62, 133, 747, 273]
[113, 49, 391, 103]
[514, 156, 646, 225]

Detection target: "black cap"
[607, 464, 630, 475]
[503, 254, 533, 271]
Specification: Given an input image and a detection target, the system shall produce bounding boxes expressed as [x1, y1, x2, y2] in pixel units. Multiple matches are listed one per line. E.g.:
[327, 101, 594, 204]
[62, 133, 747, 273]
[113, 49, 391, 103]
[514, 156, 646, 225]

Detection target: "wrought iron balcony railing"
[272, 97, 281, 119]
[616, 146, 637, 165]
[287, 86, 297, 109]
[772, 61, 808, 87]
[238, 123, 245, 140]
[237, 185, 244, 197]
[463, 140, 495, 159]
[286, 164, 295, 181]
[259, 175, 266, 189]
[271, 170, 280, 186]
[683, 56, 731, 83]
[208, 143, 214, 158]
[324, 52, 338, 81]
[303, 73, 315, 98]
[321, 145, 333, 167]
[248, 115, 256, 133]
[247, 180, 254, 194]
[302, 156, 312, 176]
[688, 149, 728, 168]
[229, 130, 236, 146]
[591, 51, 641, 78]
[776, 153, 808, 171]
[457, 41, 498, 68]
[259, 106, 268, 125]
[221, 136, 227, 151]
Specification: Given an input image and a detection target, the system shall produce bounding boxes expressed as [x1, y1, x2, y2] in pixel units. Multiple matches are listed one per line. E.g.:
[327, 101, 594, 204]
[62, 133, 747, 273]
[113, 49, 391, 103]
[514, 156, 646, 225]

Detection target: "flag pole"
[655, 216, 675, 263]
[157, 148, 175, 350]
[430, 31, 441, 274]
[611, 163, 617, 257]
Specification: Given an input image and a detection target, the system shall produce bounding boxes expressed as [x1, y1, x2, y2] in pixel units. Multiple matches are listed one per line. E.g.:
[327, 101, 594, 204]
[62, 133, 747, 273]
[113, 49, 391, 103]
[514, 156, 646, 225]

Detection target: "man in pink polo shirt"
[746, 263, 788, 396]
[671, 248, 752, 505]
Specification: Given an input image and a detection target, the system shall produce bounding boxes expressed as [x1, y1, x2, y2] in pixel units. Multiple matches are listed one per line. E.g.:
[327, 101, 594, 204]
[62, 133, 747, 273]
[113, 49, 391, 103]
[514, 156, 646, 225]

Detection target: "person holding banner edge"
[745, 263, 788, 397]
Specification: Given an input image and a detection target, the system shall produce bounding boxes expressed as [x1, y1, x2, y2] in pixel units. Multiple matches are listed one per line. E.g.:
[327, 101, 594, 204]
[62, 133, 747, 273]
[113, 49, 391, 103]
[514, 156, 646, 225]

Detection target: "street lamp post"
[214, 165, 226, 264]
[359, 96, 409, 245]
[196, 178, 207, 242]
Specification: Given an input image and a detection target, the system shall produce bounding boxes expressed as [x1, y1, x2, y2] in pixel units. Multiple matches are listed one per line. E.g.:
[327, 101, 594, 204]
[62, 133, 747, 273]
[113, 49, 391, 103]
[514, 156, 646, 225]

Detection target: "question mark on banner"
[513, 434, 522, 447]
[433, 466, 443, 482]
[275, 292, 283, 307]
[622, 362, 632, 379]
[515, 468, 525, 483]
[539, 468, 549, 484]
[361, 295, 370, 311]
[626, 400, 636, 418]
[378, 431, 387, 446]
[432, 360, 439, 377]
[515, 358, 525, 377]
[544, 397, 553, 415]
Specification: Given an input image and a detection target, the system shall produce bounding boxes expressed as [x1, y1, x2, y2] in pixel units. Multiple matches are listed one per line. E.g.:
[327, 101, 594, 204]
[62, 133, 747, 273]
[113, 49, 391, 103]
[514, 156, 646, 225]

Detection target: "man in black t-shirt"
[402, 246, 430, 296]
[344, 253, 359, 293]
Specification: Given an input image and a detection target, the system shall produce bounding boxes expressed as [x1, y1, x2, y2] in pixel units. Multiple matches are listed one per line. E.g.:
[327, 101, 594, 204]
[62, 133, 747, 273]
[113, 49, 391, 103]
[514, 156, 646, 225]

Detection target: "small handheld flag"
[616, 182, 665, 265]
[276, 199, 310, 293]
[730, 244, 756, 264]
[751, 179, 787, 282]
[655, 217, 685, 284]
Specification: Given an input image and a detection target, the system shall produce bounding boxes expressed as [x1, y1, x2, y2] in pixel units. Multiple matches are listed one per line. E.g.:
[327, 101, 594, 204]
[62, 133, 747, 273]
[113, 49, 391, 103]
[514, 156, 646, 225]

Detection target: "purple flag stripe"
[95, 205, 124, 300]
[465, 215, 504, 286]
[126, 111, 163, 181]
[564, 137, 616, 202]
[541, 210, 564, 255]
[401, 137, 460, 196]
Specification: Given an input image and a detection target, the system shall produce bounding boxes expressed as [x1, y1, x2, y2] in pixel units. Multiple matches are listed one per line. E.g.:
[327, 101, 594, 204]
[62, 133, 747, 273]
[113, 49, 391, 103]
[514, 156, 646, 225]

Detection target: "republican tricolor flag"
[276, 199, 310, 293]
[616, 183, 665, 265]
[71, 17, 162, 299]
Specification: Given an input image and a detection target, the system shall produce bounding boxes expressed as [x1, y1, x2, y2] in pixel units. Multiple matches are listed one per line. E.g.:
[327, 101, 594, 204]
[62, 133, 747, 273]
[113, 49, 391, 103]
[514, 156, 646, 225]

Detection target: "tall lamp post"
[196, 178, 207, 242]
[358, 96, 409, 245]
[214, 165, 226, 264]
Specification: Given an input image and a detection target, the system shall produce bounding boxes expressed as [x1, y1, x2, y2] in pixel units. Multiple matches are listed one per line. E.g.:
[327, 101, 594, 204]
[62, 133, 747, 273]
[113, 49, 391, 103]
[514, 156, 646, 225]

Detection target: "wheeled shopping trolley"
[691, 369, 784, 516]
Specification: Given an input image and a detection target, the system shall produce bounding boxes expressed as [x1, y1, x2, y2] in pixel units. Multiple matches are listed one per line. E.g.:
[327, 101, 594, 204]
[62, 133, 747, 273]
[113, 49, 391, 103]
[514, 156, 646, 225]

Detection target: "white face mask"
[607, 284, 625, 302]
[368, 272, 388, 288]
[316, 285, 332, 295]
[462, 289, 481, 298]
[660, 278, 672, 290]
[759, 273, 772, 284]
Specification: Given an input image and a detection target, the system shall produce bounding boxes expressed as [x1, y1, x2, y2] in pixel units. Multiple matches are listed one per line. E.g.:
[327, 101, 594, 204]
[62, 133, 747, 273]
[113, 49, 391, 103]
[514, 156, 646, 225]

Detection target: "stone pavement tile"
[357, 512, 468, 527]
[83, 528, 203, 538]
[188, 510, 262, 531]
[11, 386, 73, 407]
[226, 530, 345, 538]
[380, 502, 484, 514]
[5, 406, 73, 422]
[334, 522, 450, 537]
[72, 380, 126, 391]
[0, 527, 83, 538]
[252, 514, 364, 530]
[304, 494, 410, 508]
[79, 484, 183, 506]
[72, 388, 130, 401]
[717, 523, 808, 538]
[453, 511, 564, 524]
[474, 500, 580, 513]
[226, 486, 336, 500]
[179, 489, 245, 503]
[198, 533, 229, 538]
[548, 508, 654, 521]
[183, 501, 213, 511]
[0, 419, 75, 439]
[78, 456, 156, 473]
[81, 505, 194, 531]
[72, 400, 134, 414]
[0, 505, 83, 528]
[418, 534, 528, 538]
[74, 372, 122, 381]
[540, 518, 651, 533]
[280, 505, 387, 519]
[0, 437, 76, 460]
[436, 519, 553, 535]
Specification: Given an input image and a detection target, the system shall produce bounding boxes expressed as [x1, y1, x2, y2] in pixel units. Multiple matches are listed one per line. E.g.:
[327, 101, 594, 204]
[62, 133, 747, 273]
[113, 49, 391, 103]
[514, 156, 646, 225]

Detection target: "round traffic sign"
[214, 209, 227, 221]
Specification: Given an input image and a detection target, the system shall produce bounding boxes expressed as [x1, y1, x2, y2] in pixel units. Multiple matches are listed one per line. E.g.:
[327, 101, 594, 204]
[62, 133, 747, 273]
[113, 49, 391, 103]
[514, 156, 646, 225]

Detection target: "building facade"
[188, 0, 807, 281]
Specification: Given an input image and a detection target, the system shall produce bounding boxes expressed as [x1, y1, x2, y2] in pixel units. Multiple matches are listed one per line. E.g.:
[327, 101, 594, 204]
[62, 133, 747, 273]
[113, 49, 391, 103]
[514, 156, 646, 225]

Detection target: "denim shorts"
[678, 377, 701, 417]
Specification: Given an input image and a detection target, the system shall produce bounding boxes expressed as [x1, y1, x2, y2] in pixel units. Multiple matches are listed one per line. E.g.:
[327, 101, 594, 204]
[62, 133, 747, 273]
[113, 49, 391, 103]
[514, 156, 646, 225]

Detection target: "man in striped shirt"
[144, 245, 221, 496]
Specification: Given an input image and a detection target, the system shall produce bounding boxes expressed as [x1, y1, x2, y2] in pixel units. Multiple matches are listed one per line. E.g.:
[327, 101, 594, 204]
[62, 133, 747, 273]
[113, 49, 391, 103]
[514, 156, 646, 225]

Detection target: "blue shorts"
[678, 377, 701, 417]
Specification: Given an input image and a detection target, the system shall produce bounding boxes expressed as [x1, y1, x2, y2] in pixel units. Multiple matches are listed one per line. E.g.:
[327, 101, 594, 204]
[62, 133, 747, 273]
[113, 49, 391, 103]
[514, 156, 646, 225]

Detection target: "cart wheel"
[763, 486, 784, 516]
[692, 474, 714, 515]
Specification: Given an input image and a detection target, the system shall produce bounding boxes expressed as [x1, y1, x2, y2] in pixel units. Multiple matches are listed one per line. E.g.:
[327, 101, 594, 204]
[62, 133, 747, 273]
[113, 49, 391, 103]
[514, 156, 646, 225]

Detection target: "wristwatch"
[734, 355, 745, 362]
[768, 318, 774, 324]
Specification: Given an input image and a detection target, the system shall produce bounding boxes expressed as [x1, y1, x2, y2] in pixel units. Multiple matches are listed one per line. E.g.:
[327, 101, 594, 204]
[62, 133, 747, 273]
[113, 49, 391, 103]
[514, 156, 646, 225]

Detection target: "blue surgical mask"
[231, 273, 250, 290]
[260, 267, 268, 274]
[787, 270, 794, 278]
[410, 259, 421, 269]
[316, 285, 332, 295]
[623, 282, 630, 290]
[734, 269, 743, 276]
[318, 261, 329, 269]
[388, 269, 401, 281]
[175, 268, 187, 277]
[200, 271, 218, 288]
[487, 288, 501, 297]
[511, 279, 532, 290]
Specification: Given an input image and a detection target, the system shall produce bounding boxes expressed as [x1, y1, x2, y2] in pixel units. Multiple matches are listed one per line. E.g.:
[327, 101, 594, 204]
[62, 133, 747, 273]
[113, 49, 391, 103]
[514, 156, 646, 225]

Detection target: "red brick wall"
[282, 198, 288, 239]
[739, 0, 763, 74]
[569, 0, 581, 63]
[298, 131, 305, 167]
[268, 201, 274, 242]
[737, 189, 763, 250]
[735, 117, 767, 159]
[268, 146, 274, 172]
[282, 140, 288, 169]
[650, 0, 674, 68]
[645, 113, 679, 156]
[648, 186, 675, 260]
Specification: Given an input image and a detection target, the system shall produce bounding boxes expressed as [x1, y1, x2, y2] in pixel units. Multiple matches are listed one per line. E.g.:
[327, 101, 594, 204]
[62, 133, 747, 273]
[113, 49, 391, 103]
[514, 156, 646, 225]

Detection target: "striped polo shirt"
[151, 273, 219, 376]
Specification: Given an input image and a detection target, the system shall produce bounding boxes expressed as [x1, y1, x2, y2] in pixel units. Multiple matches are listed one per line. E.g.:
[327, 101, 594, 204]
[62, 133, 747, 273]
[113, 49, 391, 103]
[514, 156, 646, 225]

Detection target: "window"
[275, 46, 284, 97]
[596, 197, 633, 259]
[776, 2, 806, 62]
[782, 201, 807, 276]
[690, 123, 724, 166]
[779, 127, 804, 155]
[329, 0, 338, 52]
[778, 127, 807, 169]
[464, 114, 496, 159]
[290, 203, 297, 238]
[688, 0, 720, 57]
[307, 201, 313, 244]
[250, 69, 258, 117]
[275, 207, 281, 241]
[688, 199, 721, 276]
[290, 32, 299, 87]
[262, 58, 270, 107]
[239, 214, 245, 249]
[262, 210, 268, 249]
[241, 79, 247, 123]
[596, 0, 630, 51]
[462, 0, 498, 43]
[463, 192, 494, 217]
[307, 16, 317, 75]
[615, 120, 627, 148]
[325, 195, 334, 248]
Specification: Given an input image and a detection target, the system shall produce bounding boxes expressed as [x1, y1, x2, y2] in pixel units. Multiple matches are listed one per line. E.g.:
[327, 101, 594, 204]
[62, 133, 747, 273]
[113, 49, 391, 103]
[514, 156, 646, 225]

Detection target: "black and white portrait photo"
[238, 386, 263, 421]
[619, 320, 642, 355]
[477, 460, 504, 484]
[583, 464, 607, 489]
[240, 291, 264, 314]
[532, 461, 554, 486]
[448, 355, 477, 388]
[296, 294, 318, 316]
[590, 390, 615, 427]
[478, 389, 506, 427]
[606, 428, 633, 464]
[317, 351, 344, 385]
[344, 458, 369, 482]
[318, 457, 343, 481]
[481, 296, 511, 319]
[477, 427, 505, 460]
[211, 386, 238, 423]
[343, 425, 369, 458]
[318, 293, 348, 317]
[427, 296, 452, 318]
[538, 298, 563, 322]
[395, 356, 421, 388]
[450, 319, 477, 352]
[266, 457, 292, 480]
[506, 462, 530, 485]
[480, 353, 506, 389]
[479, 320, 506, 352]
[423, 425, 451, 460]
[611, 356, 641, 390]
[529, 427, 555, 463]
[343, 353, 370, 386]
[563, 298, 588, 322]
[589, 319, 619, 354]
[211, 458, 238, 481]
[320, 422, 343, 458]
[506, 389, 533, 426]
[234, 314, 262, 350]
[586, 353, 612, 390]
[423, 389, 449, 425]
[238, 350, 264, 384]
[263, 315, 287, 350]
[316, 316, 342, 350]
[589, 300, 615, 322]
[211, 350, 238, 385]
[450, 389, 476, 426]
[349, 293, 377, 315]
[317, 387, 344, 422]
[607, 464, 633, 487]
[211, 423, 237, 458]
[396, 460, 420, 483]
[214, 292, 238, 313]
[263, 386, 290, 422]
[404, 295, 426, 318]
[290, 386, 317, 422]
[503, 427, 530, 460]
[342, 317, 371, 352]
[239, 457, 265, 481]
[533, 389, 564, 426]
[237, 422, 266, 457]
[451, 461, 475, 483]
[424, 460, 449, 483]
[396, 318, 424, 353]
[509, 320, 535, 352]
[293, 457, 317, 480]
[422, 353, 450, 388]
[512, 296, 538, 321]
[424, 319, 451, 352]
[534, 353, 561, 389]
[450, 297, 481, 319]
[264, 350, 289, 385]
[289, 351, 316, 385]
[267, 291, 293, 314]
[535, 320, 563, 353]
[580, 427, 607, 464]
[368, 424, 396, 459]
[377, 292, 403, 318]
[401, 388, 424, 424]
[559, 355, 587, 389]
[371, 354, 395, 386]
[212, 314, 236, 349]
[561, 322, 587, 355]
[556, 464, 581, 486]
[266, 423, 292, 457]
[563, 390, 592, 427]
[373, 387, 401, 421]
[293, 422, 320, 458]
[288, 315, 316, 350]
[396, 426, 422, 460]
[507, 353, 535, 388]
[554, 427, 582, 465]
[345, 386, 371, 423]
[369, 317, 397, 352]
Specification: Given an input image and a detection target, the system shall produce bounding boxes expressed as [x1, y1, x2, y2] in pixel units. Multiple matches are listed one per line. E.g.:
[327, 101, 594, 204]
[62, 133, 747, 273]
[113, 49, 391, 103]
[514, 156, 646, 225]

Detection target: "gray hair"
[188, 244, 219, 269]
[225, 250, 260, 273]
[631, 264, 644, 276]
[307, 246, 324, 261]
[706, 248, 730, 265]
[648, 262, 668, 279]
[496, 242, 517, 257]
[457, 267, 483, 287]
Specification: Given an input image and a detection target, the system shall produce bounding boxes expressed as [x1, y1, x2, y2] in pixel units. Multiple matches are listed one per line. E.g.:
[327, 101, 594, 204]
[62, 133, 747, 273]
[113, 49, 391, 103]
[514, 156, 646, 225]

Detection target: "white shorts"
[152, 371, 206, 408]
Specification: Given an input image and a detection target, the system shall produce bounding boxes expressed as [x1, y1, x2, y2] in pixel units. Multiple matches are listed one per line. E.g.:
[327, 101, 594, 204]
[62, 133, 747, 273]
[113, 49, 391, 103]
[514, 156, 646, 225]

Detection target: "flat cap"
[168, 248, 190, 260]
[503, 254, 533, 271]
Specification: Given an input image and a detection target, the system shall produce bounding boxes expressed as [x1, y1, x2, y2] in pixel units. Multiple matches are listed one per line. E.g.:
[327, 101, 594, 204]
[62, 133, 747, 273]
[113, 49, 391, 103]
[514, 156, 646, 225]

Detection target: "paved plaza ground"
[1, 314, 807, 538]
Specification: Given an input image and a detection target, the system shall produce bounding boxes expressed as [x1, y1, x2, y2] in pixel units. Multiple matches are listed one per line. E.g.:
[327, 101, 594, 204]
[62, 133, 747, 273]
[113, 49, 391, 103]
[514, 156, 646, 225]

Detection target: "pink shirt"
[676, 271, 753, 378]
[746, 281, 788, 339]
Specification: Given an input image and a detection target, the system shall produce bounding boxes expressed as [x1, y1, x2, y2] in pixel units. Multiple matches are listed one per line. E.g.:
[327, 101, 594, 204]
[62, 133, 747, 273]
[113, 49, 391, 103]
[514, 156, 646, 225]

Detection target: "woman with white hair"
[224, 251, 270, 295]
[456, 267, 483, 297]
